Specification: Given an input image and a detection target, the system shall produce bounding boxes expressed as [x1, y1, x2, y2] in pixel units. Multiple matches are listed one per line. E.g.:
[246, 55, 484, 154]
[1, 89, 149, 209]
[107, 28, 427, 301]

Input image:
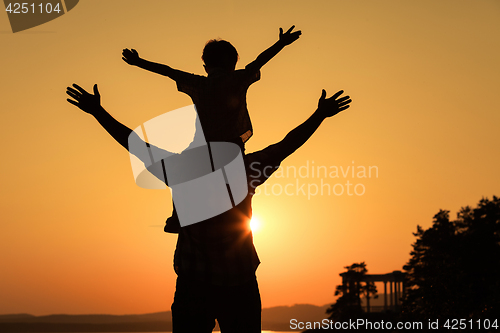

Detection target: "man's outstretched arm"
[249, 26, 301, 70]
[66, 83, 172, 185]
[273, 90, 352, 161]
[66, 84, 133, 151]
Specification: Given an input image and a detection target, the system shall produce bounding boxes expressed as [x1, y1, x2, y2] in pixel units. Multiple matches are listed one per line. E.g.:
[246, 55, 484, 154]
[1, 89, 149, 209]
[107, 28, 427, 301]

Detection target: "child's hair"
[202, 39, 239, 70]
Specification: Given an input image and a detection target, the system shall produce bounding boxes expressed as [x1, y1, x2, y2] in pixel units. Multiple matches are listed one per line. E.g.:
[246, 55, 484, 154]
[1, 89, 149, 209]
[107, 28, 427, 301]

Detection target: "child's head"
[202, 39, 239, 73]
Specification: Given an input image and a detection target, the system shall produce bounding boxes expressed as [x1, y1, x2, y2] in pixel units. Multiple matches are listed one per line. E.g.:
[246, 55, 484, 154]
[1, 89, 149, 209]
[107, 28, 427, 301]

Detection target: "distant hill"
[0, 312, 169, 324]
[0, 311, 172, 332]
[0, 304, 331, 332]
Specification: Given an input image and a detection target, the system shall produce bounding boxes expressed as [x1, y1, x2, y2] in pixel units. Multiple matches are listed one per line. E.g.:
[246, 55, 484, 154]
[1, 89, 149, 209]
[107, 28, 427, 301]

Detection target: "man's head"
[202, 39, 239, 73]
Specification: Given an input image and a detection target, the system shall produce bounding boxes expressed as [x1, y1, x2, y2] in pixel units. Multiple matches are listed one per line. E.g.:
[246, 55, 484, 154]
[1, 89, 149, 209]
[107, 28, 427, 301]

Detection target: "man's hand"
[317, 89, 352, 118]
[66, 84, 102, 115]
[122, 48, 141, 66]
[279, 25, 301, 45]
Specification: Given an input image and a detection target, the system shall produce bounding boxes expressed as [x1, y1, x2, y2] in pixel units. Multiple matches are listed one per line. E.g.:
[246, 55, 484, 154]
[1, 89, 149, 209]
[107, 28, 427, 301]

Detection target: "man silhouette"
[66, 84, 351, 333]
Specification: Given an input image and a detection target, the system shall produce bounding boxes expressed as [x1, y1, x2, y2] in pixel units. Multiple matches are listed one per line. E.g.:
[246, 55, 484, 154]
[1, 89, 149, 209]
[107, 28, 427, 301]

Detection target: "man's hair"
[202, 39, 239, 70]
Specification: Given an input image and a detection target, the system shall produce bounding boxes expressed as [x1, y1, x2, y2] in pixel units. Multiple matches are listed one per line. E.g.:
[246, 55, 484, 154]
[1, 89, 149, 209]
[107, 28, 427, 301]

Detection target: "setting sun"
[250, 216, 261, 232]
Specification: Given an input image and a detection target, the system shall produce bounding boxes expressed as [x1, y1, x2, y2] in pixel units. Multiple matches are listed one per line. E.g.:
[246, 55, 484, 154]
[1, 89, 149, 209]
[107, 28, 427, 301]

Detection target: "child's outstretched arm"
[250, 26, 301, 70]
[122, 48, 185, 81]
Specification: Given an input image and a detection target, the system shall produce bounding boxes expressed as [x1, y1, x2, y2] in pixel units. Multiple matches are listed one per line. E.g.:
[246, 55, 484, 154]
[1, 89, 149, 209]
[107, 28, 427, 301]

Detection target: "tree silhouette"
[402, 196, 500, 322]
[326, 262, 378, 322]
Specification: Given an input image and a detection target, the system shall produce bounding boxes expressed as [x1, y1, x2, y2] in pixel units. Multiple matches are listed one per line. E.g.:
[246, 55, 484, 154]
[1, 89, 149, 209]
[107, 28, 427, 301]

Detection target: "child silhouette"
[122, 26, 301, 146]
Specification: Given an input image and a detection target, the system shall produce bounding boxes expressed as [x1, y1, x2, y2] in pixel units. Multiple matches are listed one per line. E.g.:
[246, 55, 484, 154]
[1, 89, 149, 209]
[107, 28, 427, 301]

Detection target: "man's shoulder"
[245, 143, 284, 184]
[247, 142, 283, 160]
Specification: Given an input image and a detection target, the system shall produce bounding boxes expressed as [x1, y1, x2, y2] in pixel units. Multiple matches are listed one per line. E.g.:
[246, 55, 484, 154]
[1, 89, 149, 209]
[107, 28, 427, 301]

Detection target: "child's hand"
[279, 25, 301, 45]
[317, 89, 352, 118]
[122, 48, 141, 66]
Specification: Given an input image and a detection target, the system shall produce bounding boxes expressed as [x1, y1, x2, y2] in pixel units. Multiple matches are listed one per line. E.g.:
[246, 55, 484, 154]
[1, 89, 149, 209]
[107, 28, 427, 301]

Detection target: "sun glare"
[250, 217, 261, 232]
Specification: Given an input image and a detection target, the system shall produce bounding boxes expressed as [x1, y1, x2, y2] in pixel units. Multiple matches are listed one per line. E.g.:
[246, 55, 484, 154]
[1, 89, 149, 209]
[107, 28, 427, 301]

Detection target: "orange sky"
[1, 0, 499, 316]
